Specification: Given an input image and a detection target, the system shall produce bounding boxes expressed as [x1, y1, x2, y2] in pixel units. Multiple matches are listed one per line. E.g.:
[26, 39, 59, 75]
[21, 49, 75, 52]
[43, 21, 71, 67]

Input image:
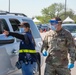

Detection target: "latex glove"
[68, 63, 74, 69]
[42, 50, 48, 56]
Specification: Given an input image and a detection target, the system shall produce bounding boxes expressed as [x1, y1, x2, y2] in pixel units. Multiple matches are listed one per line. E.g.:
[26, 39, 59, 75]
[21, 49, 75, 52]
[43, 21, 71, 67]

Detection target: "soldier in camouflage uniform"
[41, 17, 76, 75]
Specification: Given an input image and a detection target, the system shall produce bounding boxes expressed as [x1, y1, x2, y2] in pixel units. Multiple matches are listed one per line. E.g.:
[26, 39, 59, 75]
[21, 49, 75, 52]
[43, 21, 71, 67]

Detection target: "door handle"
[38, 42, 42, 47]
[12, 49, 18, 54]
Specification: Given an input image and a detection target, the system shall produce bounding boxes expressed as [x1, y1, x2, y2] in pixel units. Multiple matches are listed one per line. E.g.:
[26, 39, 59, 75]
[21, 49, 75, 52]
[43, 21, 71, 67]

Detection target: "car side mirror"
[0, 34, 14, 45]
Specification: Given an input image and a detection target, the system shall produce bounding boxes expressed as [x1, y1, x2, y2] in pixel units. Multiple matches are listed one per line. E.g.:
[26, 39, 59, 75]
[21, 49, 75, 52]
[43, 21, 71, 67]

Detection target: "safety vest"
[19, 32, 36, 53]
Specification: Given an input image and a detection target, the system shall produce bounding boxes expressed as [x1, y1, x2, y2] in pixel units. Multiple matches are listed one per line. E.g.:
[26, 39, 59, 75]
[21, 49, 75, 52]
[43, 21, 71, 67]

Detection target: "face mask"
[51, 25, 56, 31]
[19, 28, 25, 33]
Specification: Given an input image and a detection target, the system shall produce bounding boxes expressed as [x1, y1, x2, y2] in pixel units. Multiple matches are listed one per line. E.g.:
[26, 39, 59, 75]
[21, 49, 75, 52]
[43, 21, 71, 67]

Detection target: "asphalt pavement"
[9, 58, 76, 75]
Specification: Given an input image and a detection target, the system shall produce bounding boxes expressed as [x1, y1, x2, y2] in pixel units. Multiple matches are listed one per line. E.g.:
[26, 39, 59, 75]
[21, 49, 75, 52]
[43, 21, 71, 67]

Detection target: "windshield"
[22, 19, 41, 38]
[62, 25, 76, 33]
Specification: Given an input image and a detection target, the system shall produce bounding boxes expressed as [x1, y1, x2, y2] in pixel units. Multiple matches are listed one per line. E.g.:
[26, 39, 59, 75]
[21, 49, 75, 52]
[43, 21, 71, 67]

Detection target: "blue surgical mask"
[51, 25, 56, 31]
[19, 28, 25, 33]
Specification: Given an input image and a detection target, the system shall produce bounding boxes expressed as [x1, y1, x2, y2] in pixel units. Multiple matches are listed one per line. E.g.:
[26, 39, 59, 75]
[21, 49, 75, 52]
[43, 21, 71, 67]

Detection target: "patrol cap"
[18, 22, 30, 28]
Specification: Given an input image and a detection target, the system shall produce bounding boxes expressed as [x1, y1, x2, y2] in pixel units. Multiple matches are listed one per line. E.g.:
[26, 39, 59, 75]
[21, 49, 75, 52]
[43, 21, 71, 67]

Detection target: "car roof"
[0, 13, 31, 20]
[62, 23, 76, 26]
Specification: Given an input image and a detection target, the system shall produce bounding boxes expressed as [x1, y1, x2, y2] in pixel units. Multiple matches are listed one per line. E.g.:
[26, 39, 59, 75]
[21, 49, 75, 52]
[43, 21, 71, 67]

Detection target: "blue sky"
[0, 0, 76, 18]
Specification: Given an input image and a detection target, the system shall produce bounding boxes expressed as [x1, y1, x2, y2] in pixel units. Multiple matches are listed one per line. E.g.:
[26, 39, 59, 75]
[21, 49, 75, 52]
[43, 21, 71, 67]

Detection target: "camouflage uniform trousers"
[44, 63, 71, 75]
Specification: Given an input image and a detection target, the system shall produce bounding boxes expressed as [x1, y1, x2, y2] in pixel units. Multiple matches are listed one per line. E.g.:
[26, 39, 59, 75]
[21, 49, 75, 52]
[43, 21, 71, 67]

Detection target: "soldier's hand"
[3, 30, 9, 36]
[42, 49, 48, 56]
[68, 63, 74, 69]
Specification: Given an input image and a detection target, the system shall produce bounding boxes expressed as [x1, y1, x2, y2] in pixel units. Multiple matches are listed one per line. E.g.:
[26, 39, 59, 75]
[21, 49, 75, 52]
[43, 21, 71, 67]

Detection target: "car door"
[0, 19, 20, 75]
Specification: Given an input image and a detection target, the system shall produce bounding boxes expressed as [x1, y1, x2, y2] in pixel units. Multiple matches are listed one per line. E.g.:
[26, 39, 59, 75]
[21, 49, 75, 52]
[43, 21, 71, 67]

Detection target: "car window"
[9, 19, 20, 31]
[41, 26, 49, 31]
[0, 19, 9, 34]
[62, 25, 76, 33]
[22, 19, 41, 38]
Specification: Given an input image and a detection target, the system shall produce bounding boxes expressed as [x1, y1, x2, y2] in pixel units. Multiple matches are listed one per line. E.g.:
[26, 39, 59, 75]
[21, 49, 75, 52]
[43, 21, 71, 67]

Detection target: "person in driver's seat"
[3, 22, 37, 75]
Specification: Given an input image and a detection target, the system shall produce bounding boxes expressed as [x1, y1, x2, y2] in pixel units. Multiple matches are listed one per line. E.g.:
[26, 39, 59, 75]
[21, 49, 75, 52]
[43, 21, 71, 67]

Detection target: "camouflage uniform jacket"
[41, 28, 76, 66]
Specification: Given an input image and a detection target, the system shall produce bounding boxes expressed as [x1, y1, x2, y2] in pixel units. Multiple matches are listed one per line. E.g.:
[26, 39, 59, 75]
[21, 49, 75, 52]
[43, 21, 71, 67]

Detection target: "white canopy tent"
[63, 16, 75, 23]
[33, 18, 41, 22]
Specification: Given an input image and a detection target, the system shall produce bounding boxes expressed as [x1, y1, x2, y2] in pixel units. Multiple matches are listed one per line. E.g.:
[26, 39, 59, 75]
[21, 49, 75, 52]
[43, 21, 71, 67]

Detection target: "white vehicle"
[62, 24, 76, 45]
[0, 13, 43, 75]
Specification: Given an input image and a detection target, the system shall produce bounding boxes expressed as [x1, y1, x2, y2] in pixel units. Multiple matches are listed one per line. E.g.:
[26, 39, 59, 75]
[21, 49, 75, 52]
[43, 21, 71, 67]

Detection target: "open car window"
[0, 19, 9, 34]
[9, 19, 20, 31]
[0, 19, 14, 45]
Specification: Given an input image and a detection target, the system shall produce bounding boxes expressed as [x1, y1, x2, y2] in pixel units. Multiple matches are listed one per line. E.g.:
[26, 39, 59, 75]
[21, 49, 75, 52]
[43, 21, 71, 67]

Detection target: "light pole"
[8, 0, 10, 12]
[65, 0, 67, 18]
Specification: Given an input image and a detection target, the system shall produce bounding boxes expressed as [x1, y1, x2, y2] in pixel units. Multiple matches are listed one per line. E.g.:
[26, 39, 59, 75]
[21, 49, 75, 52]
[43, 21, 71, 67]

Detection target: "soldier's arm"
[67, 32, 76, 64]
[41, 33, 48, 52]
